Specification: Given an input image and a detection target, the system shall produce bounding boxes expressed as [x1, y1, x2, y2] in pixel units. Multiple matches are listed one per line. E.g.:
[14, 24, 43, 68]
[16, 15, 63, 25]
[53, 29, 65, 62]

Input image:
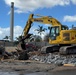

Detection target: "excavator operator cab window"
[61, 25, 69, 30]
[49, 26, 60, 40]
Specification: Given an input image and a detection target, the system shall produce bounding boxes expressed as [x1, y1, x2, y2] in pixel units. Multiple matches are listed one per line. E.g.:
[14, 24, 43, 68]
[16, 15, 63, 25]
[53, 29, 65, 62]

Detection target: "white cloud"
[63, 15, 76, 22]
[4, 0, 70, 13]
[0, 27, 10, 39]
[71, 0, 76, 4]
[0, 26, 23, 40]
[7, 11, 11, 15]
[0, 25, 48, 40]
[14, 26, 23, 38]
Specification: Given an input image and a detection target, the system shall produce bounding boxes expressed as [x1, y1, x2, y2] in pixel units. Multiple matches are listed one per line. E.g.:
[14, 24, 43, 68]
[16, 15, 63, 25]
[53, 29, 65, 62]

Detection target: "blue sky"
[0, 0, 76, 40]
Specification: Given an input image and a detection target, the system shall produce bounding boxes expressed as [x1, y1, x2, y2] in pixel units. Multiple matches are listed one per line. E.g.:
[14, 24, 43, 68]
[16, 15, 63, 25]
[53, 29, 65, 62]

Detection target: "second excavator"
[22, 14, 76, 55]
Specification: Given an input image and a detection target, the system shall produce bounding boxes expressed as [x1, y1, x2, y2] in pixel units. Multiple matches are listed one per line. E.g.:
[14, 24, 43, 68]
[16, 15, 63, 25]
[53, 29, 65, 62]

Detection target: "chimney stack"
[10, 2, 14, 42]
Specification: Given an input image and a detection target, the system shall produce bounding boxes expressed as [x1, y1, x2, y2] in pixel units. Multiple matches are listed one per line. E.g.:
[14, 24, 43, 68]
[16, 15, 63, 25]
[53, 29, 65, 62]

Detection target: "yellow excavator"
[22, 14, 76, 55]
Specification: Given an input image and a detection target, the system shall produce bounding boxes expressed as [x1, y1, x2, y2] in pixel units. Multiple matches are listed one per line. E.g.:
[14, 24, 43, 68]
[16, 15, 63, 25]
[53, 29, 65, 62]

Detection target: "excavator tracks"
[41, 45, 76, 55]
[41, 45, 60, 53]
[59, 45, 76, 55]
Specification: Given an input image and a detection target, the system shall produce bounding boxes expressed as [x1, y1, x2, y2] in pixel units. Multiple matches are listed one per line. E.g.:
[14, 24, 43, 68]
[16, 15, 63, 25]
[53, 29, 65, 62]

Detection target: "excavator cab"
[49, 26, 60, 40]
[49, 25, 68, 40]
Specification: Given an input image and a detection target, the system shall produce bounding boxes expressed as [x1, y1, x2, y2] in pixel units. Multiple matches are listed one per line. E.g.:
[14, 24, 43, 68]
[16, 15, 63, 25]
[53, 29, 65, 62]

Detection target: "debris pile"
[30, 53, 76, 66]
[0, 42, 76, 67]
[0, 45, 12, 60]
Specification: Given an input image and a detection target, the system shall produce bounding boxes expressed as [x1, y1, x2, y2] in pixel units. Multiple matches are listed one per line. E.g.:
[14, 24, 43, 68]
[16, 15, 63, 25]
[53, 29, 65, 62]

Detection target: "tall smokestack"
[10, 2, 14, 42]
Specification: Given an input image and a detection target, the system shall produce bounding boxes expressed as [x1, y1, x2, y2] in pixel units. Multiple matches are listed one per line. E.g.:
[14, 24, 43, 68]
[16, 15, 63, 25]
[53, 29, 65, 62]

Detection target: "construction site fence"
[0, 41, 50, 47]
[0, 41, 14, 47]
[28, 41, 50, 48]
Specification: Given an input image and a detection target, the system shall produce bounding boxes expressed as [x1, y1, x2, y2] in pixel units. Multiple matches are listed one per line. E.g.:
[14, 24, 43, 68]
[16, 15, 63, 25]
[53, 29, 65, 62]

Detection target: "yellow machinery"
[23, 14, 76, 54]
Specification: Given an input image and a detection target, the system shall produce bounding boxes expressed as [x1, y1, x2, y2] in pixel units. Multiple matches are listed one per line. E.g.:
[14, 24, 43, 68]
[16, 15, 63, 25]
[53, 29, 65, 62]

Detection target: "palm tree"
[3, 36, 10, 41]
[35, 25, 47, 35]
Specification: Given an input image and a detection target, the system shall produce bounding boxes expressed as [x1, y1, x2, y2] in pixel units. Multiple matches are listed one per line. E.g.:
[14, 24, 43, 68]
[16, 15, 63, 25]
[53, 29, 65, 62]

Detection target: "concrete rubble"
[30, 53, 76, 66]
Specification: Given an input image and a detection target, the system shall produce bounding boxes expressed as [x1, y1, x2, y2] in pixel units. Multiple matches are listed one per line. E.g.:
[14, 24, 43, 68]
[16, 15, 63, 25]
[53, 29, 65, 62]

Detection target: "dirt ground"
[1, 47, 76, 75]
[0, 59, 76, 73]
[0, 59, 55, 72]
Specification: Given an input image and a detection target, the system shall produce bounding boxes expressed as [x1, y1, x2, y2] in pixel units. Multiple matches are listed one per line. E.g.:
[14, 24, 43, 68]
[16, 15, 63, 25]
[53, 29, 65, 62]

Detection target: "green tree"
[35, 35, 42, 42]
[3, 36, 10, 40]
[35, 25, 47, 35]
[14, 35, 23, 46]
[16, 35, 22, 41]
[43, 34, 49, 42]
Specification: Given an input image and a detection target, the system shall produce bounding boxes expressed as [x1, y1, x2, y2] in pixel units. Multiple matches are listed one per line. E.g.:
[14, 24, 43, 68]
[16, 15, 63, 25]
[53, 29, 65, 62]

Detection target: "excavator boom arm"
[23, 14, 62, 37]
